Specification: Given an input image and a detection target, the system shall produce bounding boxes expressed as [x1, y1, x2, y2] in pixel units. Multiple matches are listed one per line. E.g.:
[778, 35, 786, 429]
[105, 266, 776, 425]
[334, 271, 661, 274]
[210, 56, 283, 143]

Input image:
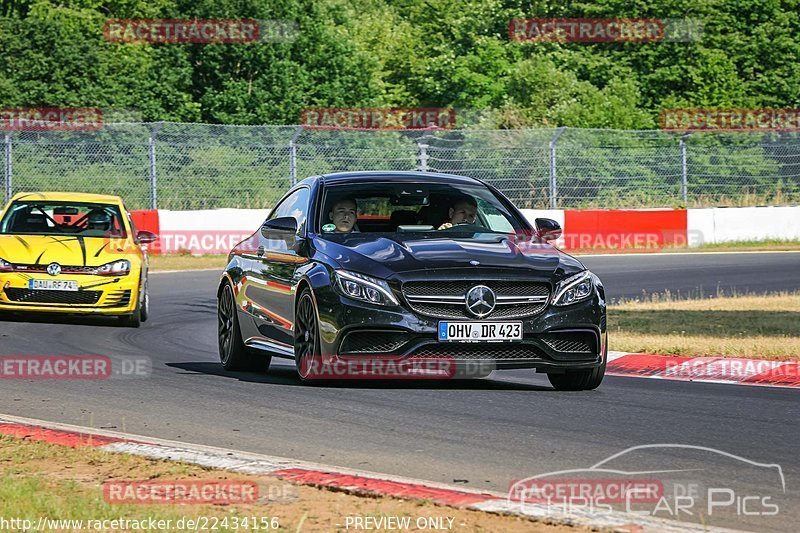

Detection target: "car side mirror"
[261, 217, 297, 237]
[535, 218, 562, 242]
[261, 217, 307, 255]
[261, 216, 298, 236]
[136, 230, 158, 244]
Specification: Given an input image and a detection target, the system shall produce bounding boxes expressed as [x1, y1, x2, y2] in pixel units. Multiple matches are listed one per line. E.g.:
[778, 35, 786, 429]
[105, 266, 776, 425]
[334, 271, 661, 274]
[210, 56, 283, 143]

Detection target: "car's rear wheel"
[294, 288, 322, 382]
[548, 343, 607, 391]
[218, 283, 266, 371]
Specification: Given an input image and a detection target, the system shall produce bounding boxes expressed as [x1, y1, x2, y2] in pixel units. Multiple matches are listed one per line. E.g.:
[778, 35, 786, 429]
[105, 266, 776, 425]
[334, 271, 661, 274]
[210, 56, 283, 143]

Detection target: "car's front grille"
[339, 331, 409, 355]
[4, 288, 102, 305]
[12, 264, 99, 275]
[409, 343, 545, 361]
[402, 280, 550, 319]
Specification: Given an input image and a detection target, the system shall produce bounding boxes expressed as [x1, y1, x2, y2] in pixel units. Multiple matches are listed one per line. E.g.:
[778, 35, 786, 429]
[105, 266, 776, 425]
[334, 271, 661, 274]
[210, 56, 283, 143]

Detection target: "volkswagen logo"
[46, 262, 62, 277]
[466, 285, 496, 318]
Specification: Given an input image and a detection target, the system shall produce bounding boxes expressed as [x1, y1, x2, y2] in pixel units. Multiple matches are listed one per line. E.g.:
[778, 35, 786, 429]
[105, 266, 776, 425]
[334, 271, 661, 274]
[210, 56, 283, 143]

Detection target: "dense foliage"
[1, 0, 799, 128]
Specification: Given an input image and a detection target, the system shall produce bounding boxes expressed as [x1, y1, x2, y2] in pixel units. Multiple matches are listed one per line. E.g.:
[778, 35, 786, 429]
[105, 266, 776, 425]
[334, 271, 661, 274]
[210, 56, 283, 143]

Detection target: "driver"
[328, 197, 358, 233]
[437, 196, 478, 230]
[86, 209, 113, 233]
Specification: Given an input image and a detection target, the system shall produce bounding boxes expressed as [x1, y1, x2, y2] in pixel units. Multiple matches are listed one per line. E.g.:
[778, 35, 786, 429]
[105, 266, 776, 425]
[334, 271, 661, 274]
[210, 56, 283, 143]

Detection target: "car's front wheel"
[218, 283, 267, 371]
[294, 288, 322, 382]
[119, 275, 148, 328]
[548, 345, 607, 391]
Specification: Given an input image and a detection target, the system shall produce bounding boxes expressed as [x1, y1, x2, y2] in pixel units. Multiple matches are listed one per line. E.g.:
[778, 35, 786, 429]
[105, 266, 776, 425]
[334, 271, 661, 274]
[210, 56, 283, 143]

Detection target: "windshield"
[319, 182, 524, 237]
[0, 201, 128, 238]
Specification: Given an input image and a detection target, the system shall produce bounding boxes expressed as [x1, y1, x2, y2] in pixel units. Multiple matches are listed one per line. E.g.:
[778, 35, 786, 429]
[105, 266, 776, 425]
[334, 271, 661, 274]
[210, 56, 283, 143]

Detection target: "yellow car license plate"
[28, 279, 79, 291]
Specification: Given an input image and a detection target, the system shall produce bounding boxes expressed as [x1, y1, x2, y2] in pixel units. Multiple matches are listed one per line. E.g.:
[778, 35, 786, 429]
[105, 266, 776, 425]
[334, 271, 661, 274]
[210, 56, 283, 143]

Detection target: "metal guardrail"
[2, 123, 799, 210]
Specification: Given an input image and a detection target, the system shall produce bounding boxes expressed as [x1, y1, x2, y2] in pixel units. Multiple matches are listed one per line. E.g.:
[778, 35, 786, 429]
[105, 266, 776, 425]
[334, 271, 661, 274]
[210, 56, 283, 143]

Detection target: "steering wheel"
[439, 222, 483, 231]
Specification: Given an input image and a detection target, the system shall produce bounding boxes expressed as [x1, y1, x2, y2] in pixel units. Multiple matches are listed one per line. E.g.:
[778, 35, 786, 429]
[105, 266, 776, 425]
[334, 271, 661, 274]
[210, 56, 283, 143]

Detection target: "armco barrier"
[563, 209, 688, 250]
[131, 206, 800, 255]
[687, 206, 800, 245]
[130, 209, 160, 247]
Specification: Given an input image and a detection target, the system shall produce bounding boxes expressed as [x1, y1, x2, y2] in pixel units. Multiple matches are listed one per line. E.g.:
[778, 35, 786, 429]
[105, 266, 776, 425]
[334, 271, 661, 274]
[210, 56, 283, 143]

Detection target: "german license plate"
[438, 321, 522, 342]
[28, 279, 78, 291]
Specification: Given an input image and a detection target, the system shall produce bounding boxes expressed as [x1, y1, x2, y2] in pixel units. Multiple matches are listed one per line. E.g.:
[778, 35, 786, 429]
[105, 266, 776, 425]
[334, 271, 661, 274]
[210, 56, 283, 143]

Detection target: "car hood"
[314, 233, 584, 279]
[0, 234, 134, 266]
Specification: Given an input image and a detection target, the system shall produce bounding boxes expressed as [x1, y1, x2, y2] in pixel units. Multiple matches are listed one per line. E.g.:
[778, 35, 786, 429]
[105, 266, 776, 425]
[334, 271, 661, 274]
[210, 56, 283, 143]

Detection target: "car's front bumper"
[314, 288, 606, 372]
[0, 272, 141, 315]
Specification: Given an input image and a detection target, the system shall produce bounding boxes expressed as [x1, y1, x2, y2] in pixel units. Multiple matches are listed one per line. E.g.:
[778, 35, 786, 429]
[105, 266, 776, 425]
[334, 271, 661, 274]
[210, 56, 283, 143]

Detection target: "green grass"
[608, 291, 800, 359]
[0, 436, 560, 533]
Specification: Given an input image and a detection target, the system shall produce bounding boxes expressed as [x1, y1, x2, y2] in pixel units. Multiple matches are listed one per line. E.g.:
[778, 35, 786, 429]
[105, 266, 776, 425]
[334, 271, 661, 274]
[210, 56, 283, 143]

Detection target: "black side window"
[269, 188, 310, 234]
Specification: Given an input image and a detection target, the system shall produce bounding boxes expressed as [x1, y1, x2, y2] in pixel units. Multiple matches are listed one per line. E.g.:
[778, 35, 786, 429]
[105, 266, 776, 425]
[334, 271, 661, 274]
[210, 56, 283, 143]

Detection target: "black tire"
[294, 288, 322, 382]
[118, 304, 141, 327]
[548, 346, 607, 391]
[118, 313, 141, 327]
[139, 276, 149, 323]
[218, 283, 266, 371]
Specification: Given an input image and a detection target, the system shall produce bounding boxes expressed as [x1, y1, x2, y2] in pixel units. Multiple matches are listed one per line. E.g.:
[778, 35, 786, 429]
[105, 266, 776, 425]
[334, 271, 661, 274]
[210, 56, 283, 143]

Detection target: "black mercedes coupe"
[217, 171, 607, 390]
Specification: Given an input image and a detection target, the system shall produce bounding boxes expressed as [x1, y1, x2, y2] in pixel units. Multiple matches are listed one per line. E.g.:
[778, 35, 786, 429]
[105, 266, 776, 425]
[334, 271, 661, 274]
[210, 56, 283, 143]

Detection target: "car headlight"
[96, 259, 131, 276]
[553, 270, 594, 306]
[334, 270, 399, 306]
[0, 258, 12, 271]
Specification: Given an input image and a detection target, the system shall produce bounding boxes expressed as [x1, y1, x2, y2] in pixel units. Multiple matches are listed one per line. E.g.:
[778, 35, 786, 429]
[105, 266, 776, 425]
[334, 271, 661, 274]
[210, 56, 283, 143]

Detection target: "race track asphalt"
[579, 250, 800, 300]
[1, 251, 798, 531]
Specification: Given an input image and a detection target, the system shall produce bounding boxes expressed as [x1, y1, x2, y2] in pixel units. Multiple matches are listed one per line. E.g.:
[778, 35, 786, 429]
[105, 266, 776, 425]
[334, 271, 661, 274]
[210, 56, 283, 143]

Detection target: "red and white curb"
[0, 413, 743, 533]
[607, 352, 800, 389]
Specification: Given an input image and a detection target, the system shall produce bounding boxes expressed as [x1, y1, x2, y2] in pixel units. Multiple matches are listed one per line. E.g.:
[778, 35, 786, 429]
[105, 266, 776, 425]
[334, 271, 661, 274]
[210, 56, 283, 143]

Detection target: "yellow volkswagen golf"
[0, 192, 155, 327]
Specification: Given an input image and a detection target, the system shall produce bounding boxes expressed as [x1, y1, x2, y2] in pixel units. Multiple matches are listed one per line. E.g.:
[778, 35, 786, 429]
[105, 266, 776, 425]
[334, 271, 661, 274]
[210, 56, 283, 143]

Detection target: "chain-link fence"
[2, 123, 799, 210]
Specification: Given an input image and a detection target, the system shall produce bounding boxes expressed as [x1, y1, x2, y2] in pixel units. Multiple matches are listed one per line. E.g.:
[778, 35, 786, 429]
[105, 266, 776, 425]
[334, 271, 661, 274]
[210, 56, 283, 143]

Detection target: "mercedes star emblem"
[466, 285, 496, 318]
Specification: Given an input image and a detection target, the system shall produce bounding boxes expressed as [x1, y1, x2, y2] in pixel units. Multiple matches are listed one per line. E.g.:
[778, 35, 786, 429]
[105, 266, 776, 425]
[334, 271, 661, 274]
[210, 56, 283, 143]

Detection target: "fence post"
[417, 142, 429, 172]
[548, 127, 566, 209]
[3, 134, 11, 203]
[148, 122, 163, 210]
[289, 127, 302, 187]
[679, 135, 689, 203]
